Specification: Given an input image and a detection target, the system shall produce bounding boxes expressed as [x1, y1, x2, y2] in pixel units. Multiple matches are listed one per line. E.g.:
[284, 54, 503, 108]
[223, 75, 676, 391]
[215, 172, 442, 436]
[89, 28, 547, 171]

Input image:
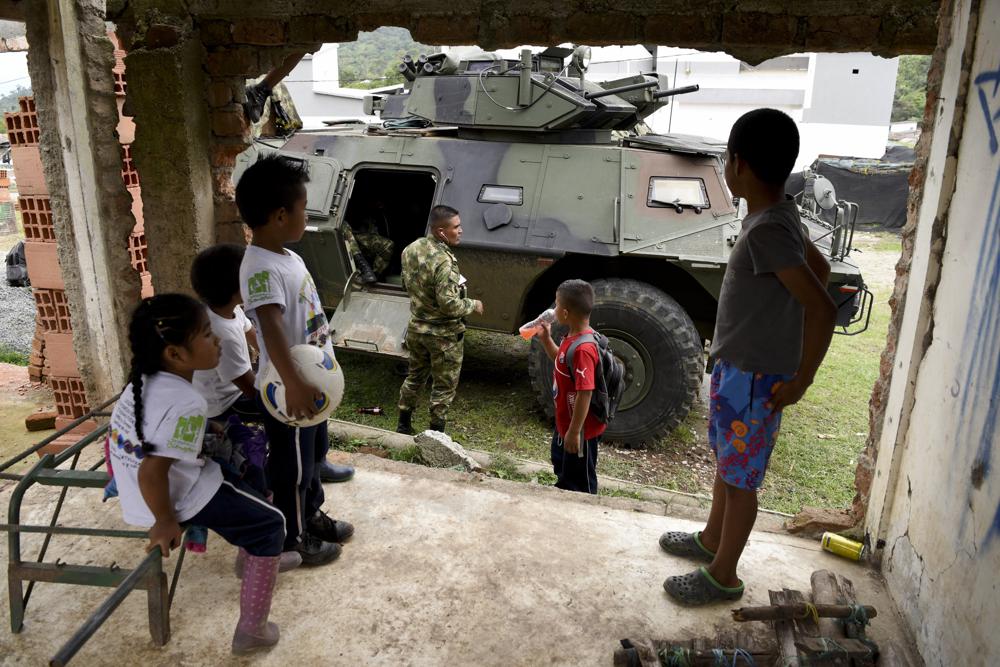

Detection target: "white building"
[587, 46, 899, 169]
[282, 44, 398, 128]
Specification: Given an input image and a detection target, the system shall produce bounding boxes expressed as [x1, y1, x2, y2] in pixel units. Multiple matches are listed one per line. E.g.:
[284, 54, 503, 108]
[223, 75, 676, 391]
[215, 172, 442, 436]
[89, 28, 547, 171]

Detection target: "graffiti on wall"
[957, 65, 1000, 549]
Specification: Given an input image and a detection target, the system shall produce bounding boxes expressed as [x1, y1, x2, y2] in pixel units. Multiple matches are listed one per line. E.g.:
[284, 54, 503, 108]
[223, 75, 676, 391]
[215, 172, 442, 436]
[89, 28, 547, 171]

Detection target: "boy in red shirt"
[538, 280, 604, 494]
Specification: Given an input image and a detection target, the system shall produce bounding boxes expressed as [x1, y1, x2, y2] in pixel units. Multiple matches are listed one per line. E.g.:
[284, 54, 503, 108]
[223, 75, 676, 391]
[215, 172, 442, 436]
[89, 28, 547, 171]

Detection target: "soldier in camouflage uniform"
[344, 203, 394, 284]
[396, 205, 484, 434]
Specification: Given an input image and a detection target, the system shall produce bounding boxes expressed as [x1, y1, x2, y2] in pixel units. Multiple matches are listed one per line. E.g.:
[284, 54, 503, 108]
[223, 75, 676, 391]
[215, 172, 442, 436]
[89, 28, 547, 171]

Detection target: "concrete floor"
[1, 452, 916, 666]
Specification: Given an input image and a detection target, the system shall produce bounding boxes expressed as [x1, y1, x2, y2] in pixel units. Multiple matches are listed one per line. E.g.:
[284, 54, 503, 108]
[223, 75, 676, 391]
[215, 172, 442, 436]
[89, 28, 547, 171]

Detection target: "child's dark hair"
[556, 279, 594, 317]
[234, 153, 310, 229]
[727, 108, 800, 186]
[191, 243, 245, 308]
[430, 204, 459, 228]
[127, 294, 206, 453]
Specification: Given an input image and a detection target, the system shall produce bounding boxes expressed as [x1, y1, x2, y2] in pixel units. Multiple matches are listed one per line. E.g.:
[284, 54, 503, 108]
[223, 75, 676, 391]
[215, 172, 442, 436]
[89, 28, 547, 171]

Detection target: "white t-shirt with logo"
[240, 245, 333, 388]
[108, 372, 223, 527]
[193, 305, 253, 417]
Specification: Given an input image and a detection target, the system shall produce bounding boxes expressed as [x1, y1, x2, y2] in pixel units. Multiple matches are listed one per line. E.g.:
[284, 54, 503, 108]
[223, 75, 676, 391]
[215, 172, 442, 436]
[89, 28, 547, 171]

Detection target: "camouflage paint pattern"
[397, 330, 465, 421]
[400, 236, 476, 336]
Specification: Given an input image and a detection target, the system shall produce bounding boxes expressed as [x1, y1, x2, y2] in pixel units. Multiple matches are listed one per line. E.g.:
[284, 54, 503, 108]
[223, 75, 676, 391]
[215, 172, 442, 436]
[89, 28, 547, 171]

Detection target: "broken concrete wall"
[21, 0, 140, 404]
[865, 0, 1000, 662]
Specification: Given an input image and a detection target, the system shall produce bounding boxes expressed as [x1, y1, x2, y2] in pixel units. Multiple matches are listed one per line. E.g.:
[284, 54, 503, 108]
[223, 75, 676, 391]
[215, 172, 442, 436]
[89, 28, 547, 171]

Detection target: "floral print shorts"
[708, 359, 793, 490]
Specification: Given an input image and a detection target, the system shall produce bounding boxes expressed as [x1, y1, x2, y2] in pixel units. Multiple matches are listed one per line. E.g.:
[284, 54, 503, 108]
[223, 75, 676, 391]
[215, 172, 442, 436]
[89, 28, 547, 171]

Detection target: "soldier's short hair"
[430, 205, 460, 229]
[190, 243, 246, 308]
[556, 279, 594, 316]
[235, 153, 310, 228]
[727, 108, 799, 186]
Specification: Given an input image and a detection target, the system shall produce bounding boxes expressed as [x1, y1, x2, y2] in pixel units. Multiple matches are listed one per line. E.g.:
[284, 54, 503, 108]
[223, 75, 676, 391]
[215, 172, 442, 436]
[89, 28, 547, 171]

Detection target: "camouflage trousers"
[397, 330, 465, 421]
[344, 227, 393, 276]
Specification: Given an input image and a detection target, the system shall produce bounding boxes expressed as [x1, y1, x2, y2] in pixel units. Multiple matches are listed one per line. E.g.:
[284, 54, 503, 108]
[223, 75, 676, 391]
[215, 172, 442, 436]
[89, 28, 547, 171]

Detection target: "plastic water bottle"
[519, 308, 557, 340]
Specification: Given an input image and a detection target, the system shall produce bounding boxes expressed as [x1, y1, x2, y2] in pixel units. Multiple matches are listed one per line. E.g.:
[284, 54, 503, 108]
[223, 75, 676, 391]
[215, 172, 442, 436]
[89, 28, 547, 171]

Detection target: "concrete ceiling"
[170, 0, 941, 61]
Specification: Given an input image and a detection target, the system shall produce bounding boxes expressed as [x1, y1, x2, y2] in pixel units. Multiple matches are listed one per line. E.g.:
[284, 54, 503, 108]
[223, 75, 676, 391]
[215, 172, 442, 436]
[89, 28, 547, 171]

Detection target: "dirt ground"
[0, 363, 55, 476]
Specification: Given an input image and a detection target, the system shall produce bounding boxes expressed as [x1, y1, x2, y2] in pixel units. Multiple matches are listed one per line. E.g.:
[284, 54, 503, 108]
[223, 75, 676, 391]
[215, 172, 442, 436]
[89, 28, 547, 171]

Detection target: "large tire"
[528, 278, 703, 446]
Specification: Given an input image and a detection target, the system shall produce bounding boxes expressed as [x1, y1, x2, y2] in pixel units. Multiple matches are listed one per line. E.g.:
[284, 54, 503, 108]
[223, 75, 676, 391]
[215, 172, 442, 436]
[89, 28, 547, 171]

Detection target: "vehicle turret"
[364, 46, 698, 141]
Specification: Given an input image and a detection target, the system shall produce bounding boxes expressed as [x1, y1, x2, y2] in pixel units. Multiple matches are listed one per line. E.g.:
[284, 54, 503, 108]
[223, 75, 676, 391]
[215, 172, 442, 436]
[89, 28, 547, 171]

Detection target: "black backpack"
[565, 331, 626, 424]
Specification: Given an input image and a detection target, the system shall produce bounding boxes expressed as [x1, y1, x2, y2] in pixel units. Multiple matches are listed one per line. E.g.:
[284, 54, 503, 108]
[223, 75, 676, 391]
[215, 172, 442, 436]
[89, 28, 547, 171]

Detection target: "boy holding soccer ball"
[236, 154, 354, 567]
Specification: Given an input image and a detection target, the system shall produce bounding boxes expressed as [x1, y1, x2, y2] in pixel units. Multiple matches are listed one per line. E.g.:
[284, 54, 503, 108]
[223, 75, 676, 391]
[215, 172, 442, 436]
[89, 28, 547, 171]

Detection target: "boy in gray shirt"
[659, 109, 838, 605]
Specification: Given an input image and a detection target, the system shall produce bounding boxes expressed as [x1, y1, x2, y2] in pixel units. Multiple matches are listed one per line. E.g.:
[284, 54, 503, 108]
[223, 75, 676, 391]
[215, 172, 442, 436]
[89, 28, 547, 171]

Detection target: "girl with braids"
[107, 294, 287, 654]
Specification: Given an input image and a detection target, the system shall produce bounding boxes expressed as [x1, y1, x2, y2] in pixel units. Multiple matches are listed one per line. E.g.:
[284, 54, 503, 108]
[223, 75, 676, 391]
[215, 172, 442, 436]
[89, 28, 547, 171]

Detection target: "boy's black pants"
[551, 431, 600, 494]
[258, 395, 330, 550]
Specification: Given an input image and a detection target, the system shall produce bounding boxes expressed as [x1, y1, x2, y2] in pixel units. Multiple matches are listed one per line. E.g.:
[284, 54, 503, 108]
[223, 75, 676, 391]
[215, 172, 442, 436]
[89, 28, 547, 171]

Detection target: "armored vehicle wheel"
[528, 279, 703, 447]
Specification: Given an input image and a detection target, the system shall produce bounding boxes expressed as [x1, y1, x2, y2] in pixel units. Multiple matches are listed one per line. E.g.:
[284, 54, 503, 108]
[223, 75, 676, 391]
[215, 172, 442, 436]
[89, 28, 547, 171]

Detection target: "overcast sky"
[0, 52, 31, 95]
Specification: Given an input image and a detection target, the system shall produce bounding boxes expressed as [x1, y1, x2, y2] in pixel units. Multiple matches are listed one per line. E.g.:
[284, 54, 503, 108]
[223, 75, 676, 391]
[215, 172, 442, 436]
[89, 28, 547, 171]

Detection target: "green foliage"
[598, 487, 645, 500]
[339, 26, 434, 90]
[892, 56, 931, 122]
[0, 85, 32, 115]
[0, 346, 28, 366]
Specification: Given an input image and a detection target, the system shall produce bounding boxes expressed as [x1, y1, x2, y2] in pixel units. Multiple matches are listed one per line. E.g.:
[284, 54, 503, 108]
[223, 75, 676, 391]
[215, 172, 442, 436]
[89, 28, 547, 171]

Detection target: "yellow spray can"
[821, 532, 865, 561]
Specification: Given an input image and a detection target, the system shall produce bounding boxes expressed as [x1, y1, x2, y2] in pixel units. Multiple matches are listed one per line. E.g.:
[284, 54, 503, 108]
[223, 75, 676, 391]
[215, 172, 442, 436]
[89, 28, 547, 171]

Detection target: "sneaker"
[294, 533, 341, 566]
[306, 511, 355, 543]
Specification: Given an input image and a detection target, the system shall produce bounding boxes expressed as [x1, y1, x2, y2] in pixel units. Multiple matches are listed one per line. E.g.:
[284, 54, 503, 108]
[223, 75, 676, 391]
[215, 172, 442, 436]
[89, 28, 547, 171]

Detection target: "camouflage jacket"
[401, 236, 477, 336]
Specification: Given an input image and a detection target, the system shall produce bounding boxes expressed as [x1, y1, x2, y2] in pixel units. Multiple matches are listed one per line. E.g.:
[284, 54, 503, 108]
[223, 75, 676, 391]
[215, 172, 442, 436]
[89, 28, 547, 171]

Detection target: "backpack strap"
[565, 333, 598, 377]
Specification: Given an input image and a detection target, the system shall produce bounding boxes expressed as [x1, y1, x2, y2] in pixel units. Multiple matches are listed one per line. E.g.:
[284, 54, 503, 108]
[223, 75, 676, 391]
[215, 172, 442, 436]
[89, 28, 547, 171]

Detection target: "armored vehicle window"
[478, 185, 523, 206]
[647, 178, 710, 211]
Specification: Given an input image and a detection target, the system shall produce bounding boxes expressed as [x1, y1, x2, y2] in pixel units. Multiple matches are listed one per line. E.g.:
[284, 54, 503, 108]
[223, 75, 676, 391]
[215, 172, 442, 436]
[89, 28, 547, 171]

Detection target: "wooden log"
[771, 589, 800, 666]
[810, 570, 847, 639]
[732, 603, 878, 623]
[794, 637, 876, 662]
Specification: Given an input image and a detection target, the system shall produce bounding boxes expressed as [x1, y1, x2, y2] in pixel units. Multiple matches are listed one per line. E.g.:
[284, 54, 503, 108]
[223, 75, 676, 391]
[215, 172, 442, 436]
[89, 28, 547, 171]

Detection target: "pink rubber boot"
[234, 548, 302, 578]
[231, 554, 280, 655]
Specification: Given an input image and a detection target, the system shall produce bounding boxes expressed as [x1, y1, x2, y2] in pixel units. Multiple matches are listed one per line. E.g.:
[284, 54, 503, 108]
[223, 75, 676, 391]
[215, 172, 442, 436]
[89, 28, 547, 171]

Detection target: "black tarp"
[786, 148, 914, 229]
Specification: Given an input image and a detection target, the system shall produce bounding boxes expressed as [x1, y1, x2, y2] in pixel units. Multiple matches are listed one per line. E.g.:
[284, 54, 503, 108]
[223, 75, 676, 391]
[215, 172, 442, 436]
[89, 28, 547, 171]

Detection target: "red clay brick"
[50, 375, 89, 419]
[120, 144, 140, 188]
[9, 146, 47, 195]
[212, 106, 248, 138]
[232, 19, 286, 46]
[208, 81, 234, 108]
[19, 195, 54, 242]
[25, 410, 56, 433]
[25, 241, 63, 289]
[34, 289, 73, 333]
[206, 48, 259, 77]
[128, 230, 148, 273]
[44, 332, 79, 378]
[140, 271, 154, 298]
[54, 416, 100, 438]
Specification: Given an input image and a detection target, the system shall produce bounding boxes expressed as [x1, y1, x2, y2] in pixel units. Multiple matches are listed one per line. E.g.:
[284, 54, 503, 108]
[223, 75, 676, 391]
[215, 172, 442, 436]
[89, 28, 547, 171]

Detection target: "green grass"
[0, 346, 29, 366]
[333, 232, 898, 515]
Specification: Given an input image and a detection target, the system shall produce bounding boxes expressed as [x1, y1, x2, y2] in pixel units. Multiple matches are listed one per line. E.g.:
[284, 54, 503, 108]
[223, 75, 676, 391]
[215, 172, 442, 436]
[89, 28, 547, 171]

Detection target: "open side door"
[234, 145, 355, 308]
[327, 288, 411, 357]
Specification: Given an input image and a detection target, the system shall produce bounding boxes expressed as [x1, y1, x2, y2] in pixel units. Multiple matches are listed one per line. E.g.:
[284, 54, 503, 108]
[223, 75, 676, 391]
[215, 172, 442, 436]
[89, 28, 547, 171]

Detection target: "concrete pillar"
[22, 0, 139, 401]
[124, 24, 215, 295]
[865, 0, 1000, 660]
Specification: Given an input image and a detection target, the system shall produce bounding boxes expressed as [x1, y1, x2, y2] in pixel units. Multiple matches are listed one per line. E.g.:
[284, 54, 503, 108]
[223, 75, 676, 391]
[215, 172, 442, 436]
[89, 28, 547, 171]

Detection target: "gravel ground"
[0, 281, 36, 356]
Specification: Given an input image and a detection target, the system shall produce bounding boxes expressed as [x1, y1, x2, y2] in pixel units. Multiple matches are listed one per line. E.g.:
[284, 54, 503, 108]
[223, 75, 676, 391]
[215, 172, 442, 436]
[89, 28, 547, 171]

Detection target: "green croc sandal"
[663, 567, 744, 606]
[658, 531, 716, 563]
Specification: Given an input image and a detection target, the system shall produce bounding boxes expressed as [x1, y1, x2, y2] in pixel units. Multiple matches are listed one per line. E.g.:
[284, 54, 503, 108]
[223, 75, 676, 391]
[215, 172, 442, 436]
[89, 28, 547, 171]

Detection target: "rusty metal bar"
[49, 548, 165, 666]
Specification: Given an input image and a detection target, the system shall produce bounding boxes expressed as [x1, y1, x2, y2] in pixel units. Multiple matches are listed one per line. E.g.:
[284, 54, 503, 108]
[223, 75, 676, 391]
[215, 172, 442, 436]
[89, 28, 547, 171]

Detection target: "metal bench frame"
[1, 396, 189, 665]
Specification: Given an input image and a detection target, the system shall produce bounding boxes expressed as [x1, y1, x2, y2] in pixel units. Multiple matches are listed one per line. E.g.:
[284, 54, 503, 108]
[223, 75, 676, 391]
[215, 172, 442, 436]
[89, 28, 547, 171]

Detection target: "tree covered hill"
[339, 27, 434, 89]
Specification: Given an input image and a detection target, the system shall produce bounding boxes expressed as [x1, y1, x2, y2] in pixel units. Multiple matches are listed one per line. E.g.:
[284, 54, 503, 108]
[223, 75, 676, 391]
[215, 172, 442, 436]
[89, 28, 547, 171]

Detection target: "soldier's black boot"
[396, 410, 415, 435]
[353, 253, 378, 284]
[429, 417, 446, 433]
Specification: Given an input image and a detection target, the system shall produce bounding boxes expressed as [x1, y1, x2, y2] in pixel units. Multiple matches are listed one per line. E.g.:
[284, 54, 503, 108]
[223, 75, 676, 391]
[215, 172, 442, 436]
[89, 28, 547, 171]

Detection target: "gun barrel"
[584, 79, 658, 100]
[653, 84, 700, 100]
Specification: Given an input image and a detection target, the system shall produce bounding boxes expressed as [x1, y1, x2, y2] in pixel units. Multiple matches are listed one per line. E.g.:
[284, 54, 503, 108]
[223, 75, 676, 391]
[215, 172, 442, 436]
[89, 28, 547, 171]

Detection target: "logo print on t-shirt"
[247, 271, 271, 301]
[576, 368, 587, 379]
[299, 274, 330, 347]
[169, 415, 205, 453]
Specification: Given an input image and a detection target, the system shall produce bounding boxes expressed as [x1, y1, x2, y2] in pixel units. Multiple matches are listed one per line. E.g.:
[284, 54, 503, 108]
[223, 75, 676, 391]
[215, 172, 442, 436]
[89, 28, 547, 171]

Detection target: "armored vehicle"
[235, 46, 871, 445]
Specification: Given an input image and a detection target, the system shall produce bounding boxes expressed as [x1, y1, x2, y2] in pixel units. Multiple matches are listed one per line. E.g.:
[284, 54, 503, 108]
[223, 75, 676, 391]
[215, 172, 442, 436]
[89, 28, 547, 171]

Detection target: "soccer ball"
[259, 344, 344, 427]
